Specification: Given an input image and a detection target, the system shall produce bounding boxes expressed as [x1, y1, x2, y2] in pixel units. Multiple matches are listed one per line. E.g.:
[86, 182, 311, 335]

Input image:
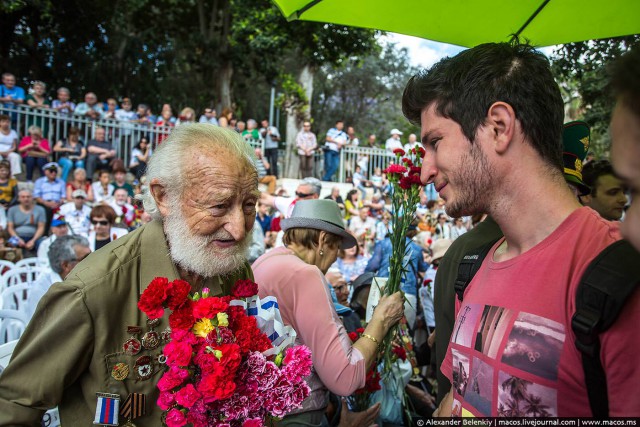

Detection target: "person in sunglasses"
[87, 204, 128, 251]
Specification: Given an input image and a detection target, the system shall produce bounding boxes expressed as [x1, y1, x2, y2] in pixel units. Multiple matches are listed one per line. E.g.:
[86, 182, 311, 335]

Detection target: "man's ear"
[149, 178, 170, 217]
[486, 101, 517, 155]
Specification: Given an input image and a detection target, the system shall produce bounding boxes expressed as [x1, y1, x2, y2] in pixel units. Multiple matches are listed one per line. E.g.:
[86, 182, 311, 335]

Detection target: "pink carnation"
[165, 408, 187, 427]
[164, 340, 193, 367]
[175, 383, 202, 408]
[383, 164, 407, 176]
[243, 419, 264, 427]
[283, 345, 313, 382]
[157, 366, 189, 391]
[157, 390, 175, 410]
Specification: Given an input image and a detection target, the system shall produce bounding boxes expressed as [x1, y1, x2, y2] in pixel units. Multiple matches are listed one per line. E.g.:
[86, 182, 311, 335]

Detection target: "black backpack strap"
[571, 240, 640, 418]
[454, 238, 501, 302]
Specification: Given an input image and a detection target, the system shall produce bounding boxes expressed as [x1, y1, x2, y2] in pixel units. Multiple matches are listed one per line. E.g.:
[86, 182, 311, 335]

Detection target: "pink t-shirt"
[252, 246, 366, 412]
[442, 207, 640, 417]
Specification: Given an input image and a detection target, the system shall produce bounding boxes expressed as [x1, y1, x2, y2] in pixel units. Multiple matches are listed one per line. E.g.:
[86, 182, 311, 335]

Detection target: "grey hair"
[48, 235, 89, 274]
[57, 87, 70, 94]
[301, 177, 322, 196]
[141, 124, 257, 219]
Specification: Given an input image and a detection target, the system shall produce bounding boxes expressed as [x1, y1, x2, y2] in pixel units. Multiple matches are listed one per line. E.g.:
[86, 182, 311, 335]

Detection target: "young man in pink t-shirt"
[402, 41, 639, 417]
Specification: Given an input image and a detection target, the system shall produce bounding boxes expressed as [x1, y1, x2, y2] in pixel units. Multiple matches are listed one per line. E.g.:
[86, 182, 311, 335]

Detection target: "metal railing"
[2, 106, 401, 182]
[0, 105, 171, 169]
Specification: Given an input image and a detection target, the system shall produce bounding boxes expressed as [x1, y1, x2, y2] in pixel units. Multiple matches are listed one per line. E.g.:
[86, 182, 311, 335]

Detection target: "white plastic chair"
[14, 257, 42, 270]
[0, 338, 18, 371]
[1, 283, 35, 313]
[0, 260, 15, 273]
[0, 309, 28, 344]
[0, 266, 47, 294]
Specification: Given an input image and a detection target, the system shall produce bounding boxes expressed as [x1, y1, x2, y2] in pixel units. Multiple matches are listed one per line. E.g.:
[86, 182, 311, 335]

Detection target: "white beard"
[163, 204, 250, 278]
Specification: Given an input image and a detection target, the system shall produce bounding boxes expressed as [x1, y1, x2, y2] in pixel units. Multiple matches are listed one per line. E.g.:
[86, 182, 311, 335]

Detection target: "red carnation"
[169, 300, 195, 331]
[231, 279, 259, 298]
[383, 164, 407, 176]
[415, 146, 426, 158]
[166, 279, 192, 310]
[164, 340, 193, 367]
[409, 166, 422, 176]
[193, 297, 229, 319]
[392, 148, 405, 156]
[392, 345, 407, 361]
[175, 383, 201, 409]
[138, 277, 169, 319]
[348, 332, 358, 342]
[402, 157, 413, 167]
[399, 174, 422, 190]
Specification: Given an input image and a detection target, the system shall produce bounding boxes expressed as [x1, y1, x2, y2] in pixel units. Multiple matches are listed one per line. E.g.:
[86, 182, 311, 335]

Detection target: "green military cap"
[563, 121, 591, 196]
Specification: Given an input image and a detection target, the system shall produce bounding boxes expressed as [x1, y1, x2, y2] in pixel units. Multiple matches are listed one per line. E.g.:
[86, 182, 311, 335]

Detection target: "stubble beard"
[445, 143, 495, 219]
[163, 202, 250, 278]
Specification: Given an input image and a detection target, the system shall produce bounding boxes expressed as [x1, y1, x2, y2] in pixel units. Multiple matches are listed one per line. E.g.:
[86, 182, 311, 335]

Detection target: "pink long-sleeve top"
[252, 246, 366, 413]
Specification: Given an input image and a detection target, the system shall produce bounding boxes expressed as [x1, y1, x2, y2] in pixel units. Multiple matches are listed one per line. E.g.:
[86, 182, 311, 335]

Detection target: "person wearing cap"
[18, 125, 51, 182]
[253, 199, 404, 425]
[385, 128, 404, 152]
[36, 213, 70, 269]
[322, 120, 348, 182]
[59, 189, 92, 237]
[34, 161, 66, 234]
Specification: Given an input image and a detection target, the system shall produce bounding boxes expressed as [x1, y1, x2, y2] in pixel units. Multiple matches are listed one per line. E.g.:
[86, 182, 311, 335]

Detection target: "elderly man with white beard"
[0, 125, 258, 426]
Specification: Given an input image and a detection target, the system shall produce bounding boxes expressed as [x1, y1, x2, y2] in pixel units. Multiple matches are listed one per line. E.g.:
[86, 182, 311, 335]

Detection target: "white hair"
[141, 124, 256, 219]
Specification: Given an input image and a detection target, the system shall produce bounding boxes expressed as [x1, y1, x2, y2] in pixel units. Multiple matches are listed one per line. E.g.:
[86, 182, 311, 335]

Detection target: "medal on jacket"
[134, 355, 153, 381]
[123, 326, 142, 356]
[141, 318, 160, 350]
[120, 392, 146, 427]
[111, 362, 129, 381]
[93, 392, 120, 426]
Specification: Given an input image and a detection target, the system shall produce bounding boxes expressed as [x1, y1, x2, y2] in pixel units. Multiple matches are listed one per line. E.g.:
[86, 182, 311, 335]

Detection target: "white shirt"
[91, 182, 115, 203]
[349, 215, 377, 238]
[59, 202, 92, 237]
[385, 138, 403, 152]
[0, 129, 18, 152]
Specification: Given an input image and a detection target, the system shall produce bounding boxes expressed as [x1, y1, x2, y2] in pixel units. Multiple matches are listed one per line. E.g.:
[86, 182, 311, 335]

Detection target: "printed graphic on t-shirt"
[448, 304, 565, 417]
[497, 371, 557, 416]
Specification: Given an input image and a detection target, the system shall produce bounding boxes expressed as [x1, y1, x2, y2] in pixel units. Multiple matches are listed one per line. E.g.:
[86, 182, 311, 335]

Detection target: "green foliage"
[551, 36, 640, 156]
[312, 41, 420, 141]
[275, 73, 308, 119]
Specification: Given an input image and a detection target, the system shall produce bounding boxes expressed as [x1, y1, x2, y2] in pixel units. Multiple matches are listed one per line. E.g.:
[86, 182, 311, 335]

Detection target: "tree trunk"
[284, 64, 315, 178]
[218, 60, 233, 110]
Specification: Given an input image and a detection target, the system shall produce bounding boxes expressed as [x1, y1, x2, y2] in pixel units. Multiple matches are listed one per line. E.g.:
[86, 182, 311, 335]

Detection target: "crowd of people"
[0, 40, 638, 427]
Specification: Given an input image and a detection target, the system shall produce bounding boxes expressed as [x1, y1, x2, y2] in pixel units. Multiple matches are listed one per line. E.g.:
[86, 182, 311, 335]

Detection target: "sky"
[382, 32, 557, 69]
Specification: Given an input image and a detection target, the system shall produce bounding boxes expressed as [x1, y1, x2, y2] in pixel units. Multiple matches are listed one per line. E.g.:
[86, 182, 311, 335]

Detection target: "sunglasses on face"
[295, 192, 314, 198]
[91, 220, 109, 226]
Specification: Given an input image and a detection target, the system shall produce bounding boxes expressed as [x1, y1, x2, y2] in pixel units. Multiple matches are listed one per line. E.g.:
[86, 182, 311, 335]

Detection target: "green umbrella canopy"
[273, 0, 640, 47]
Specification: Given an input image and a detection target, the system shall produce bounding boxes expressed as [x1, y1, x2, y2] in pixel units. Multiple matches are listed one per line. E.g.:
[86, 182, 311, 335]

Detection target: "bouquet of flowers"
[346, 327, 382, 411]
[138, 278, 313, 427]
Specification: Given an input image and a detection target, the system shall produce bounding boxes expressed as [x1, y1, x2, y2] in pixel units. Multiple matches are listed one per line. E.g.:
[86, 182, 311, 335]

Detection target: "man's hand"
[428, 330, 436, 348]
[25, 239, 35, 250]
[433, 391, 453, 417]
[259, 192, 275, 206]
[338, 399, 380, 427]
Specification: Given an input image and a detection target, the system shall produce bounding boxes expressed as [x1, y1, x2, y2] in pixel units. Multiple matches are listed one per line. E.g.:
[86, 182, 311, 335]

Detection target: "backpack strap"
[454, 238, 501, 302]
[571, 240, 640, 417]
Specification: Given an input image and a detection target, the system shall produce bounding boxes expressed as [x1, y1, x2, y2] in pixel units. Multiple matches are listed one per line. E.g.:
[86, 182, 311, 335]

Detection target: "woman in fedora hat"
[253, 199, 404, 426]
